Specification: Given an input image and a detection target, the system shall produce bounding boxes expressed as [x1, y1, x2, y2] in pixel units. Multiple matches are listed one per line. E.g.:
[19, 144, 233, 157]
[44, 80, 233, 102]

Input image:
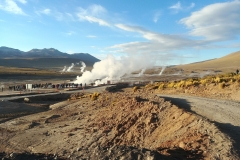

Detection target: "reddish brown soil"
[0, 88, 237, 159]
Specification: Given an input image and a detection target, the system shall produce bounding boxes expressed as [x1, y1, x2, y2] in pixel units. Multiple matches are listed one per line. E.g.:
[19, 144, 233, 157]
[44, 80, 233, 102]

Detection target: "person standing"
[236, 69, 239, 74]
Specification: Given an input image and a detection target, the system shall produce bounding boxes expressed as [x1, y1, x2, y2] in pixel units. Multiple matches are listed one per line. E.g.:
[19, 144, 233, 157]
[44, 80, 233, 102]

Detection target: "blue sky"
[0, 0, 240, 65]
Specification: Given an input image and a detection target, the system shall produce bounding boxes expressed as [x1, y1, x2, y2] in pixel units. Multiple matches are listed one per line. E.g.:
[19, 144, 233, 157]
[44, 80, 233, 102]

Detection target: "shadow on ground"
[92, 145, 204, 160]
[0, 146, 204, 160]
[0, 152, 63, 160]
[160, 96, 240, 158]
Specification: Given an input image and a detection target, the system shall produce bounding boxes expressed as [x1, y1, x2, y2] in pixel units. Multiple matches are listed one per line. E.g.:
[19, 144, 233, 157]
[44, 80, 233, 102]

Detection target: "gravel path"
[0, 86, 110, 101]
[158, 94, 240, 157]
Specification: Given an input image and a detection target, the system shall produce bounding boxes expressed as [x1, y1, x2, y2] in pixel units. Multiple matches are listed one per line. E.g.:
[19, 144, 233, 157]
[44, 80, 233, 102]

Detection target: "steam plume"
[61, 66, 67, 72]
[74, 54, 154, 84]
[80, 61, 86, 73]
[159, 66, 166, 75]
[67, 63, 75, 72]
[138, 68, 146, 76]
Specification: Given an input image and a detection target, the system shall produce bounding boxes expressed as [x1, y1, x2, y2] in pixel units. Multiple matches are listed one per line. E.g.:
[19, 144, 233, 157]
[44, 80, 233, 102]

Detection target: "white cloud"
[17, 0, 27, 4]
[35, 8, 77, 22]
[153, 11, 161, 23]
[76, 4, 111, 27]
[39, 8, 50, 15]
[42, 8, 50, 15]
[229, 42, 240, 48]
[66, 31, 75, 36]
[169, 1, 182, 10]
[87, 35, 97, 38]
[169, 1, 195, 13]
[65, 12, 75, 21]
[113, 24, 206, 56]
[0, 0, 26, 15]
[55, 11, 65, 21]
[188, 3, 195, 9]
[88, 4, 107, 15]
[83, 15, 110, 26]
[180, 0, 240, 41]
[35, 8, 51, 15]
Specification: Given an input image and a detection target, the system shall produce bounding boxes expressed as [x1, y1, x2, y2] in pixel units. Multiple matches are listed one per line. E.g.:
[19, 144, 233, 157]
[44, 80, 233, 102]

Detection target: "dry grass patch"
[145, 72, 240, 91]
[219, 82, 226, 89]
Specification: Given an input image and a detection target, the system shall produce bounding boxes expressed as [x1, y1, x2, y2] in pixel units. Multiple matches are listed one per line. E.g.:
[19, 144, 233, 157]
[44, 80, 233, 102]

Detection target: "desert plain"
[0, 51, 240, 160]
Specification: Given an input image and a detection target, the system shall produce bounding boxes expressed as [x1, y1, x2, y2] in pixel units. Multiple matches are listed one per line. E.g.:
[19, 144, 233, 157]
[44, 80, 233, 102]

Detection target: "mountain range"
[0, 46, 99, 62]
[0, 46, 100, 69]
[1, 46, 239, 73]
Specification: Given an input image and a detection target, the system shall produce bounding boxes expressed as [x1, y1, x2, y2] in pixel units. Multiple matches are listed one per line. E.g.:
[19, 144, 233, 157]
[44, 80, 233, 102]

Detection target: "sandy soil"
[159, 94, 240, 158]
[0, 85, 239, 159]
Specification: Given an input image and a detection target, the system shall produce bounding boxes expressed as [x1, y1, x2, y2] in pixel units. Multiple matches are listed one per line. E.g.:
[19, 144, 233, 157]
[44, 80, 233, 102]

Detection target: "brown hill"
[0, 47, 100, 66]
[0, 58, 92, 70]
[175, 51, 240, 73]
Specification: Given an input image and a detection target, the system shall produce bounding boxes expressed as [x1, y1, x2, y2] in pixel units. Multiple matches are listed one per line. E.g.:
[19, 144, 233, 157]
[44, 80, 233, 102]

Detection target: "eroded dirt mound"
[87, 91, 235, 159]
[0, 152, 59, 160]
[0, 90, 237, 159]
[83, 145, 168, 160]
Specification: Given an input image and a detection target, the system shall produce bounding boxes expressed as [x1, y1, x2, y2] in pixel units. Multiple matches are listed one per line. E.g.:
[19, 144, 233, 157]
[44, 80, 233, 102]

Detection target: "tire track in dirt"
[158, 94, 240, 157]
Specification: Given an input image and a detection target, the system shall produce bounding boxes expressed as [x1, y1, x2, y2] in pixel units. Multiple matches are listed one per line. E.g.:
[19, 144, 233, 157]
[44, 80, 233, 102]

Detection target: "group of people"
[8, 84, 25, 91]
[5, 82, 87, 92]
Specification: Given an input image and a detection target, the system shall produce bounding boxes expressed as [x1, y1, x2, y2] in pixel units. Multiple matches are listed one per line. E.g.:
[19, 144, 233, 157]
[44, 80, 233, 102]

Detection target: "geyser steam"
[62, 66, 67, 72]
[159, 66, 166, 75]
[74, 55, 154, 84]
[61, 61, 86, 73]
[67, 63, 75, 72]
[80, 61, 86, 73]
[138, 68, 146, 76]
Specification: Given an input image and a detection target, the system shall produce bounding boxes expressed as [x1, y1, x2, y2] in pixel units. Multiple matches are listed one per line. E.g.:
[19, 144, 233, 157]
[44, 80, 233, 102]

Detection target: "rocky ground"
[0, 84, 239, 159]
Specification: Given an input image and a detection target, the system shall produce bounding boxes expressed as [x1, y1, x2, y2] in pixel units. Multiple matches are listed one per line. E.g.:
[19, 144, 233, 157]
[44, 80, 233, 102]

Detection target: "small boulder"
[10, 153, 17, 158]
[179, 141, 185, 149]
[24, 97, 30, 103]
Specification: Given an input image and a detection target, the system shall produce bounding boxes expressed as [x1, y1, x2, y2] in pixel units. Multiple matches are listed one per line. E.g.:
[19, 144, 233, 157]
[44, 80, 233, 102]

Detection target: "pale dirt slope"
[175, 51, 240, 73]
[0, 88, 238, 159]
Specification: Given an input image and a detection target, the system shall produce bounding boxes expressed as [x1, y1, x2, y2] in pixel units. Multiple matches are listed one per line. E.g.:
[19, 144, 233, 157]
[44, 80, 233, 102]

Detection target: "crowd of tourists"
[4, 83, 87, 92]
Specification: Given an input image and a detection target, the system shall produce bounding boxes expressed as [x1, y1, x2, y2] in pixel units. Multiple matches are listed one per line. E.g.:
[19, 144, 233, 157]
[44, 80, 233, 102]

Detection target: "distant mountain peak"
[29, 48, 60, 52]
[0, 46, 100, 63]
[0, 46, 23, 54]
[43, 48, 58, 51]
[29, 49, 40, 52]
[0, 46, 9, 49]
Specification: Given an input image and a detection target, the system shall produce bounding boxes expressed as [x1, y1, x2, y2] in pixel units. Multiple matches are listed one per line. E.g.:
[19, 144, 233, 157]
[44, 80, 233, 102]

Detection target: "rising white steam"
[80, 61, 86, 73]
[61, 66, 67, 72]
[74, 54, 154, 84]
[60, 61, 87, 73]
[138, 68, 146, 76]
[159, 66, 166, 75]
[67, 63, 75, 72]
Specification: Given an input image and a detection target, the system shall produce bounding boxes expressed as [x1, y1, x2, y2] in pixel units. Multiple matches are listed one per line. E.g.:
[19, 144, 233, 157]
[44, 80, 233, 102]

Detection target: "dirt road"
[0, 85, 110, 101]
[158, 94, 240, 157]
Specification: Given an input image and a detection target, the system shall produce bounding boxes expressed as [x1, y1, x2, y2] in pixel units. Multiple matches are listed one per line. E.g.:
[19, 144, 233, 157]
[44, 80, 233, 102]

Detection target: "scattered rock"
[28, 121, 40, 129]
[179, 142, 185, 149]
[24, 97, 30, 103]
[10, 153, 16, 158]
[44, 115, 61, 123]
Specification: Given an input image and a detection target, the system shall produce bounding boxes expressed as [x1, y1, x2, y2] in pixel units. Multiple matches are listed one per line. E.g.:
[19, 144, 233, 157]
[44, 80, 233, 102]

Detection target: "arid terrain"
[0, 51, 240, 159]
[0, 73, 240, 159]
